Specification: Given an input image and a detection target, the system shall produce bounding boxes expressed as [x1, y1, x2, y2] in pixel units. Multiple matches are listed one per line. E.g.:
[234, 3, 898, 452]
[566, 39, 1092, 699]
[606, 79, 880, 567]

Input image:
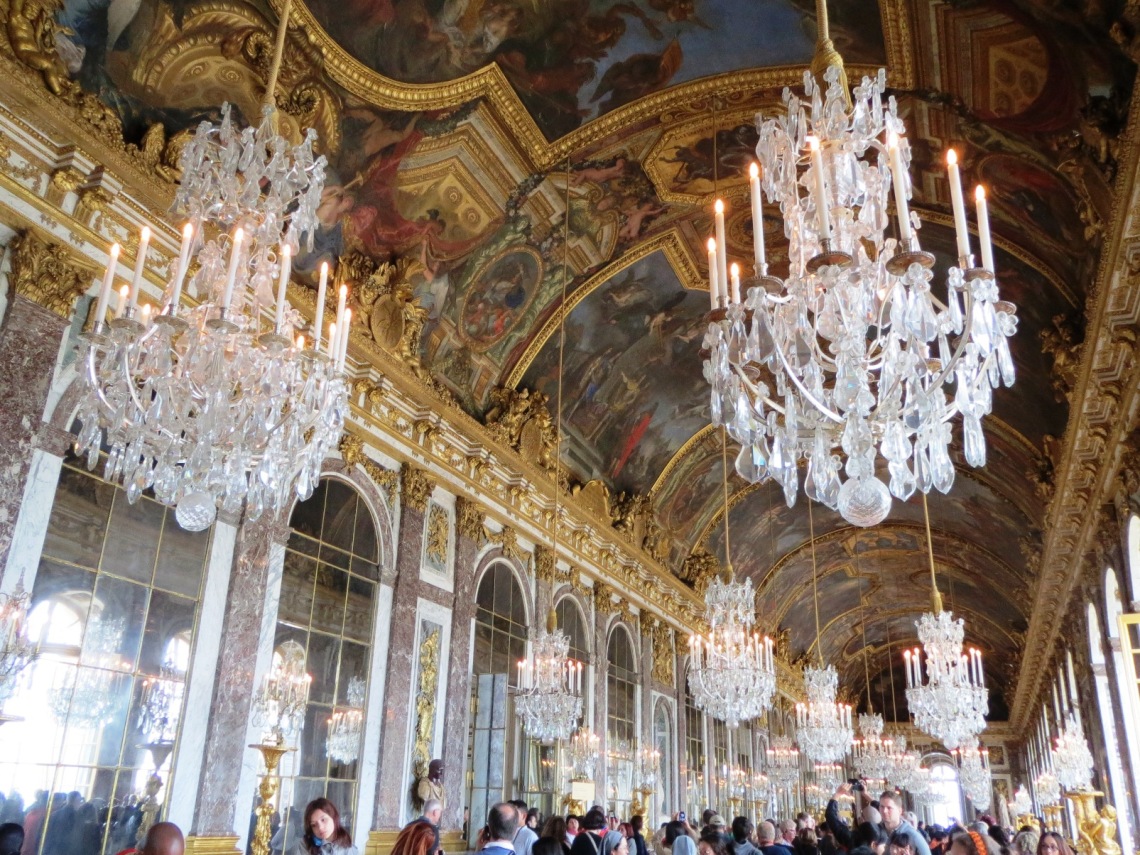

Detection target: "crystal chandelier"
[699, 1, 1017, 527]
[252, 640, 311, 746]
[796, 664, 853, 762]
[514, 611, 583, 743]
[326, 676, 366, 764]
[567, 726, 600, 780]
[905, 497, 987, 749]
[137, 663, 185, 745]
[1035, 770, 1061, 808]
[1053, 712, 1094, 790]
[50, 615, 127, 727]
[75, 8, 349, 532]
[813, 762, 844, 791]
[0, 582, 36, 705]
[1010, 785, 1033, 817]
[956, 736, 992, 811]
[766, 734, 802, 788]
[853, 712, 894, 781]
[887, 733, 919, 792]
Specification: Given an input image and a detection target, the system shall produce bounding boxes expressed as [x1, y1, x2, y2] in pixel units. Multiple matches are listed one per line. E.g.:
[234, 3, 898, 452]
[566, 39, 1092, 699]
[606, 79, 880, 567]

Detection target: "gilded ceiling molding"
[1010, 83, 1140, 729]
[649, 424, 719, 499]
[6, 228, 94, 317]
[401, 463, 434, 513]
[505, 229, 703, 389]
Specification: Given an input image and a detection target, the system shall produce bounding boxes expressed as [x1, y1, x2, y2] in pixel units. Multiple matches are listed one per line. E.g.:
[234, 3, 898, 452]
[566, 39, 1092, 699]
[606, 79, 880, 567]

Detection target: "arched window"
[654, 700, 674, 822]
[555, 596, 590, 664]
[926, 760, 963, 827]
[0, 445, 211, 854]
[272, 478, 381, 839]
[607, 626, 638, 815]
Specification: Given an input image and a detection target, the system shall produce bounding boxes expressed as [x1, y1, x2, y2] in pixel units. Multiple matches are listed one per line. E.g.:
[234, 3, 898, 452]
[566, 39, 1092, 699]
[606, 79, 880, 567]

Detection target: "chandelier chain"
[922, 492, 942, 613]
[809, 498, 821, 665]
[263, 0, 292, 110]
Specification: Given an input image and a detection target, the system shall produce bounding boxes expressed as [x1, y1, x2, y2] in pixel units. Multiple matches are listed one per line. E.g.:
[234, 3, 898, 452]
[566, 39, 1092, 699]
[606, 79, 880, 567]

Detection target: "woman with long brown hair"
[391, 817, 440, 855]
[302, 798, 359, 855]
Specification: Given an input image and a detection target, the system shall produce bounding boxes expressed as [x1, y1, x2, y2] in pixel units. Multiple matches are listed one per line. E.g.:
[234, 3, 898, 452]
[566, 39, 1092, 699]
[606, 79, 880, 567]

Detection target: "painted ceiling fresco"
[38, 0, 1138, 718]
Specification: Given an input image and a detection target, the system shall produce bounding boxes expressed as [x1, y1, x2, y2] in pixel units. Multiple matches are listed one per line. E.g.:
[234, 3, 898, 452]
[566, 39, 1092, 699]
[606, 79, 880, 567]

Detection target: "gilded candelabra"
[135, 741, 175, 846]
[249, 742, 293, 855]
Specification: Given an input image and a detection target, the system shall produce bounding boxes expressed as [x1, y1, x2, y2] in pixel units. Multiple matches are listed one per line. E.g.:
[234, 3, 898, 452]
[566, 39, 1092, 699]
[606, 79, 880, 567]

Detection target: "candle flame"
[320, 260, 329, 275]
[975, 185, 986, 201]
[714, 199, 725, 214]
[887, 130, 899, 148]
[807, 135, 820, 151]
[282, 243, 292, 257]
[946, 148, 958, 166]
[110, 243, 121, 259]
[233, 226, 244, 244]
[707, 237, 717, 252]
[140, 226, 151, 242]
[730, 262, 740, 277]
[749, 162, 760, 178]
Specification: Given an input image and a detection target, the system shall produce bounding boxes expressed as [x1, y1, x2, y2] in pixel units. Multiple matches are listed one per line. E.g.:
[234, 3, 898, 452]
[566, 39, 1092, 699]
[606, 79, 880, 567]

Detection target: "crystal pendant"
[175, 491, 219, 532]
[836, 476, 892, 527]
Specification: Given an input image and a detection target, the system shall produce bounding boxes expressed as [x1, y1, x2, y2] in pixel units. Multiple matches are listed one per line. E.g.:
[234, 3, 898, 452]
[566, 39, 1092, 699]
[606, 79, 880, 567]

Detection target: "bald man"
[140, 822, 184, 855]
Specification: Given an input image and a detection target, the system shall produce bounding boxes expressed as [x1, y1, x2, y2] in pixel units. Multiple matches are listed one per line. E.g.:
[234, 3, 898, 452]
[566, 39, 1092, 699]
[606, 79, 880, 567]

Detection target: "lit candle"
[946, 149, 971, 261]
[275, 244, 292, 333]
[328, 322, 336, 361]
[730, 263, 741, 305]
[220, 227, 244, 311]
[168, 224, 194, 317]
[296, 334, 305, 350]
[714, 200, 729, 305]
[337, 308, 352, 371]
[749, 163, 766, 271]
[128, 226, 151, 312]
[334, 283, 348, 354]
[904, 649, 913, 687]
[975, 186, 994, 273]
[707, 238, 720, 310]
[807, 136, 832, 242]
[314, 261, 329, 351]
[140, 303, 151, 328]
[887, 132, 912, 245]
[115, 284, 129, 319]
[94, 243, 121, 326]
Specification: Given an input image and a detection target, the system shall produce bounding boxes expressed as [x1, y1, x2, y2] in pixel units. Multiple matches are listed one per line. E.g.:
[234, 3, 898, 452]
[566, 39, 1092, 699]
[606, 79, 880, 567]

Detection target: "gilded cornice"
[6, 228, 94, 317]
[1009, 80, 1140, 729]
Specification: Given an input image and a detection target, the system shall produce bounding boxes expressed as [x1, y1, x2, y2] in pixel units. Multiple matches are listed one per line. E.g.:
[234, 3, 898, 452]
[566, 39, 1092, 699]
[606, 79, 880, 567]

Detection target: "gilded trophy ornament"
[651, 621, 675, 686]
[411, 627, 441, 785]
[455, 496, 487, 543]
[7, 229, 93, 318]
[483, 385, 558, 473]
[426, 504, 449, 567]
[401, 463, 434, 513]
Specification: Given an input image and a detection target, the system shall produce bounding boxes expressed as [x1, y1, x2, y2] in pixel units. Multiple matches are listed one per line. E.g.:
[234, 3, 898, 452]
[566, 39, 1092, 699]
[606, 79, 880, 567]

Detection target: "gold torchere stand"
[136, 741, 175, 846]
[1043, 804, 1064, 834]
[249, 743, 293, 855]
[1065, 790, 1123, 855]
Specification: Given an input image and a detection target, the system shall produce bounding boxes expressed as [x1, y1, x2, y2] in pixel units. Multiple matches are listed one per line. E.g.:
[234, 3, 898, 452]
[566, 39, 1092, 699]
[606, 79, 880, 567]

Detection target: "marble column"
[440, 497, 483, 833]
[189, 514, 290, 845]
[373, 464, 433, 831]
[0, 295, 69, 571]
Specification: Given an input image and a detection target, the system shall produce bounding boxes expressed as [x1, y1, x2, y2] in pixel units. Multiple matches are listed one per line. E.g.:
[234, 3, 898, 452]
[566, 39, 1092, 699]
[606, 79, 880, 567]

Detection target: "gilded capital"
[401, 463, 434, 512]
[8, 231, 94, 319]
[455, 496, 486, 542]
[534, 544, 556, 582]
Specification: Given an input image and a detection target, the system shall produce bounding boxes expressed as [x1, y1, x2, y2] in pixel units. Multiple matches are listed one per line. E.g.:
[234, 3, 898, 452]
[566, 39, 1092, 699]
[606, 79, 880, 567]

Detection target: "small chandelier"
[766, 734, 802, 788]
[326, 676, 366, 764]
[1053, 712, 1094, 790]
[905, 496, 987, 749]
[699, 0, 1017, 527]
[813, 761, 844, 791]
[0, 582, 36, 705]
[514, 611, 583, 744]
[50, 615, 127, 727]
[853, 712, 894, 782]
[887, 733, 919, 792]
[1035, 770, 1061, 808]
[568, 726, 601, 780]
[956, 736, 992, 811]
[796, 664, 853, 762]
[688, 430, 777, 728]
[76, 28, 348, 531]
[252, 640, 311, 746]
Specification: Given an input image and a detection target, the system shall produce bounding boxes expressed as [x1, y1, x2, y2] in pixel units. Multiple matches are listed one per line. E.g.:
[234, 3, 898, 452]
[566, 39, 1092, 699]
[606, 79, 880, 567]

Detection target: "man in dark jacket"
[729, 817, 763, 855]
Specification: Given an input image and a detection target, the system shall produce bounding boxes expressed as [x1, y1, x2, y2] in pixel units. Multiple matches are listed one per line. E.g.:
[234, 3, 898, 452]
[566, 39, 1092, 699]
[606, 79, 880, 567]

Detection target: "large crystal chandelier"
[688, 431, 777, 728]
[853, 712, 893, 781]
[796, 664, 853, 762]
[1010, 785, 1033, 817]
[766, 734, 802, 788]
[75, 3, 348, 532]
[700, 1, 1017, 527]
[515, 611, 583, 743]
[956, 736, 992, 811]
[0, 582, 36, 705]
[1035, 770, 1061, 808]
[905, 497, 987, 749]
[1053, 712, 1094, 790]
[326, 676, 366, 764]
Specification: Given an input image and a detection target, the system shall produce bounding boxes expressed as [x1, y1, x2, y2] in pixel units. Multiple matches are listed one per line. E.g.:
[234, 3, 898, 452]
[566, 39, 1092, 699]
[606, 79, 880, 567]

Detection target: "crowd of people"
[0, 784, 1079, 855]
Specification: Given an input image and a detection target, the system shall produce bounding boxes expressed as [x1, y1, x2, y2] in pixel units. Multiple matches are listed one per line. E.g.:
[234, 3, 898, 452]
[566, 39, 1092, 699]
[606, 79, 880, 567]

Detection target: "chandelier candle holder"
[813, 762, 844, 792]
[699, 1, 1017, 527]
[514, 610, 583, 743]
[0, 582, 36, 711]
[751, 770, 771, 819]
[1053, 712, 1094, 790]
[326, 675, 366, 765]
[796, 665, 853, 762]
[631, 746, 661, 817]
[76, 0, 348, 533]
[955, 736, 992, 811]
[1035, 770, 1062, 832]
[887, 733, 919, 792]
[766, 734, 802, 789]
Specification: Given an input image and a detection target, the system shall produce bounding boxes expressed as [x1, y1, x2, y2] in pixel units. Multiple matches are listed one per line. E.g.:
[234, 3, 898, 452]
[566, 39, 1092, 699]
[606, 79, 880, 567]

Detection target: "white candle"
[707, 238, 720, 310]
[334, 283, 348, 346]
[140, 303, 151, 328]
[904, 649, 913, 687]
[94, 243, 121, 326]
[275, 244, 292, 333]
[975, 185, 994, 273]
[946, 149, 971, 260]
[730, 263, 741, 305]
[220, 227, 244, 311]
[749, 163, 766, 270]
[337, 308, 352, 370]
[168, 224, 194, 316]
[314, 261, 329, 351]
[887, 132, 913, 244]
[807, 136, 832, 242]
[128, 226, 151, 311]
[328, 322, 336, 361]
[296, 334, 305, 350]
[714, 199, 729, 305]
[115, 284, 129, 319]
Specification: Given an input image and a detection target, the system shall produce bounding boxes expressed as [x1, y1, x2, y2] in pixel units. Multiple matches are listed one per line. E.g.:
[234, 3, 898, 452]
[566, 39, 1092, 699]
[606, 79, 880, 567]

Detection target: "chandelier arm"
[770, 330, 844, 424]
[84, 345, 119, 423]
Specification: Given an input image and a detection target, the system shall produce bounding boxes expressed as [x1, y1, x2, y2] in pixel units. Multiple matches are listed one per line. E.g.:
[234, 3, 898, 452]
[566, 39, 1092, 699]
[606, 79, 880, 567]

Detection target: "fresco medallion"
[459, 246, 543, 351]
